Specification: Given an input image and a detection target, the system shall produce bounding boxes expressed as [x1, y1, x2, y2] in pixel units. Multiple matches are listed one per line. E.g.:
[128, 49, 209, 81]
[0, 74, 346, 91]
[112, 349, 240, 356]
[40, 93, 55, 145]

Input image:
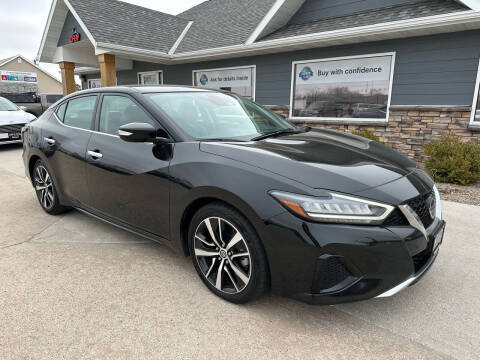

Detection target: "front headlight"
[270, 191, 394, 225]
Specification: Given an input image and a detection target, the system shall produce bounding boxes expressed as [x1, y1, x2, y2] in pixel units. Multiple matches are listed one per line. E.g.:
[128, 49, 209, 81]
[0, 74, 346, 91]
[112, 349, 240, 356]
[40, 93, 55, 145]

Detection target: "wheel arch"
[28, 154, 41, 181]
[177, 188, 267, 258]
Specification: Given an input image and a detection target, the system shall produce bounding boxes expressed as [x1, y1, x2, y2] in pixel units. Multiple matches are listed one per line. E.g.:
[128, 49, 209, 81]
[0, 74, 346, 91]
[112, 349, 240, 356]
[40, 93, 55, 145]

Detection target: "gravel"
[436, 182, 480, 206]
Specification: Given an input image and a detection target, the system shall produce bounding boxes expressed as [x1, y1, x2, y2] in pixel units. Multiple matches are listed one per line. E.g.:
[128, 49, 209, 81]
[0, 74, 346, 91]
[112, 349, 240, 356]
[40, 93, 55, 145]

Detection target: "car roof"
[57, 86, 239, 106]
[69, 85, 213, 97]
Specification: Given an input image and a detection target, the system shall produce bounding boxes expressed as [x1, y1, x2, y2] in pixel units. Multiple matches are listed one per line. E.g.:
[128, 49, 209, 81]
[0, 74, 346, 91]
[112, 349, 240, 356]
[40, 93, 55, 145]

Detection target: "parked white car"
[0, 96, 36, 145]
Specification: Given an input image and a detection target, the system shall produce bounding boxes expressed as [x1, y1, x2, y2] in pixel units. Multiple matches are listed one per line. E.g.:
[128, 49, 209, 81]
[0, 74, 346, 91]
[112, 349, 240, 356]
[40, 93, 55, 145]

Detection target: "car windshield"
[0, 97, 18, 111]
[147, 92, 294, 140]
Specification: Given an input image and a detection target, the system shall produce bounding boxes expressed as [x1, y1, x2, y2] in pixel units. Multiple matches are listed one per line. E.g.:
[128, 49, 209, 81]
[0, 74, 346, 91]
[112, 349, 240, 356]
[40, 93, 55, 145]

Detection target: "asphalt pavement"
[1, 143, 479, 360]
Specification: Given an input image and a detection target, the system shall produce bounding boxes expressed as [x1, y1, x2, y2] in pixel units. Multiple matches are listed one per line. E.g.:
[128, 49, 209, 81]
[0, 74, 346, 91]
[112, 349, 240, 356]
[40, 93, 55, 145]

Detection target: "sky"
[0, 0, 204, 81]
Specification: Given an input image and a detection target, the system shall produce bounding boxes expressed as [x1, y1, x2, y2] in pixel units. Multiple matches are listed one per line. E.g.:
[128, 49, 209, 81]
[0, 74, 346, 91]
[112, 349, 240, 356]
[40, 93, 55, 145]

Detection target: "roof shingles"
[64, 0, 470, 55]
[259, 0, 469, 42]
[175, 0, 277, 53]
[68, 0, 189, 53]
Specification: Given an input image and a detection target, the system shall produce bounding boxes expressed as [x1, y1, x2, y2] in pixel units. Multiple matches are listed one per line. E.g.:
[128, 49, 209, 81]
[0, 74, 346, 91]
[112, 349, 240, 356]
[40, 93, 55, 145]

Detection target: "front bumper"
[0, 123, 25, 145]
[260, 211, 445, 305]
[375, 246, 439, 298]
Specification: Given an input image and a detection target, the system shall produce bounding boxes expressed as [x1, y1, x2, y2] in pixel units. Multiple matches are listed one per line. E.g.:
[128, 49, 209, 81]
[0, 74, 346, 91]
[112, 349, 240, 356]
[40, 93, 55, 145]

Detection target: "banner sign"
[88, 79, 102, 89]
[291, 54, 394, 120]
[193, 66, 255, 99]
[0, 71, 38, 83]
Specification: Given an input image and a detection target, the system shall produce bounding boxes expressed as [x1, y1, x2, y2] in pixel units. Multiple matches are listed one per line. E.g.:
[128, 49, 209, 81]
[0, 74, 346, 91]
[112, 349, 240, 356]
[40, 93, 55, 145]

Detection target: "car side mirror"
[119, 122, 172, 144]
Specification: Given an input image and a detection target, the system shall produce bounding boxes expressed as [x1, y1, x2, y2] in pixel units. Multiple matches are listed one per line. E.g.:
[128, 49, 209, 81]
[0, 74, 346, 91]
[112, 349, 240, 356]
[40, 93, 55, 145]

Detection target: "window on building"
[99, 95, 157, 136]
[290, 53, 395, 122]
[88, 79, 101, 89]
[138, 71, 163, 85]
[471, 59, 480, 125]
[63, 96, 97, 130]
[193, 65, 256, 100]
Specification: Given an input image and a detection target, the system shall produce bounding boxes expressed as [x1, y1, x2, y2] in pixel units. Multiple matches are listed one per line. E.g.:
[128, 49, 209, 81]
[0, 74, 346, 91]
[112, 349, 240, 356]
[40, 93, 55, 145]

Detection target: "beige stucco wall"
[0, 57, 62, 94]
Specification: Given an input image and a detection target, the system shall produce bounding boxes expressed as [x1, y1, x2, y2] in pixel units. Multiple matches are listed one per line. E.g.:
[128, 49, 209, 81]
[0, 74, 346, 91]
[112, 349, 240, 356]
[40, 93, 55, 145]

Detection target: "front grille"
[383, 192, 435, 228]
[312, 256, 351, 293]
[0, 124, 24, 133]
[405, 192, 434, 229]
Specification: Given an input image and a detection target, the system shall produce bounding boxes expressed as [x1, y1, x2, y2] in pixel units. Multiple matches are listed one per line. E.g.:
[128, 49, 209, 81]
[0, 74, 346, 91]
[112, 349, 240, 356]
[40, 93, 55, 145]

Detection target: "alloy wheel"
[34, 165, 54, 210]
[194, 217, 252, 294]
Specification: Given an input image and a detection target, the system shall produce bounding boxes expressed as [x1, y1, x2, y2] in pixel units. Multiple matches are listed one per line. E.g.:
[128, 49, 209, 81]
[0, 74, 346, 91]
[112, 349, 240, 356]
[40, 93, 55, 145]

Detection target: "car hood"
[200, 128, 417, 194]
[0, 110, 36, 125]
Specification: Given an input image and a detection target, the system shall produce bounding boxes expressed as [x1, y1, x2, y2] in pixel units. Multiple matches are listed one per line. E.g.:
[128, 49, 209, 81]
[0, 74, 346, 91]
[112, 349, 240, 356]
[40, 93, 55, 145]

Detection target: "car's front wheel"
[33, 160, 68, 215]
[188, 203, 269, 303]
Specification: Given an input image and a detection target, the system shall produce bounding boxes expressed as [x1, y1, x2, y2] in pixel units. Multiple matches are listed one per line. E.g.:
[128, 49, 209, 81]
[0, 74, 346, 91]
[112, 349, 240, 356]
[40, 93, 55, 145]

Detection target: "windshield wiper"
[200, 138, 249, 142]
[251, 128, 300, 141]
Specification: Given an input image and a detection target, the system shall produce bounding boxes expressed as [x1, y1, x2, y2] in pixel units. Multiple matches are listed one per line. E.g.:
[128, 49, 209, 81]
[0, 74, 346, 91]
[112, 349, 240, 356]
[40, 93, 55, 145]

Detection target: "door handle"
[87, 150, 103, 159]
[44, 137, 56, 145]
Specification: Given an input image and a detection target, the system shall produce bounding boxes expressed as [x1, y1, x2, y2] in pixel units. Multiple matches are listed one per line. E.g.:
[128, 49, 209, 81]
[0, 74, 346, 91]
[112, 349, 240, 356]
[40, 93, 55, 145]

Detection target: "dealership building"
[37, 0, 480, 161]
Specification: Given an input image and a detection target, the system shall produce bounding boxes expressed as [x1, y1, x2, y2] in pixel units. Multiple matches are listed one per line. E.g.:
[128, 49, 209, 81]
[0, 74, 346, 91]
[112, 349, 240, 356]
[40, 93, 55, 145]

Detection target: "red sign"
[1, 75, 7, 81]
[70, 32, 80, 43]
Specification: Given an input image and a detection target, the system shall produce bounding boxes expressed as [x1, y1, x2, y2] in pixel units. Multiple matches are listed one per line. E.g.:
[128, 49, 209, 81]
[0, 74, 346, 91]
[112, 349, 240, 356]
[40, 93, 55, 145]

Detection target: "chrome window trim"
[53, 95, 99, 133]
[53, 112, 118, 138]
[53, 105, 156, 140]
[53, 112, 95, 134]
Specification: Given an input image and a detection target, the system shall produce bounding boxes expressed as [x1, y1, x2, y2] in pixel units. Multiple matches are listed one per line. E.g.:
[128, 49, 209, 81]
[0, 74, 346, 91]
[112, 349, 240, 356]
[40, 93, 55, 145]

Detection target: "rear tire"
[188, 202, 269, 304]
[32, 160, 68, 215]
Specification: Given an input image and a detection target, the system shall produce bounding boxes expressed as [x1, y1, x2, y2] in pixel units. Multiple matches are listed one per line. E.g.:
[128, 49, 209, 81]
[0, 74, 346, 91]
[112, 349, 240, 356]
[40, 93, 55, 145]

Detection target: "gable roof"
[37, 0, 480, 65]
[68, 0, 189, 53]
[260, 0, 468, 42]
[0, 56, 15, 67]
[174, 0, 277, 53]
[0, 54, 61, 83]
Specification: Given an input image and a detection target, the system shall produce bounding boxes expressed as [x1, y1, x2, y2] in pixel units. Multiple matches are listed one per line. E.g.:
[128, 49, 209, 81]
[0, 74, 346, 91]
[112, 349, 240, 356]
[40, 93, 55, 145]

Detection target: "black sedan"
[22, 86, 445, 305]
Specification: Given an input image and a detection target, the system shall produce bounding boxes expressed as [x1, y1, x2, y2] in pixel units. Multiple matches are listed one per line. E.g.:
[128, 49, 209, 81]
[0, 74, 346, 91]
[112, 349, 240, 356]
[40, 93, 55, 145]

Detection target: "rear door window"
[63, 96, 97, 130]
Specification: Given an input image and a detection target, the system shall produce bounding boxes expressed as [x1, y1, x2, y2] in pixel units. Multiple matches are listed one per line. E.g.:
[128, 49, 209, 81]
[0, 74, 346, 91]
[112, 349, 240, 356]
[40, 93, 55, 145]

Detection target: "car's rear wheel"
[33, 160, 68, 215]
[188, 203, 269, 304]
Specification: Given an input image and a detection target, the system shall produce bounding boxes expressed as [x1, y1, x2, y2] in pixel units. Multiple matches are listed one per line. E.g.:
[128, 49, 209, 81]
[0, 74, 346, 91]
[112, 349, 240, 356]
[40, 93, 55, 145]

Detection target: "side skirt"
[74, 206, 178, 252]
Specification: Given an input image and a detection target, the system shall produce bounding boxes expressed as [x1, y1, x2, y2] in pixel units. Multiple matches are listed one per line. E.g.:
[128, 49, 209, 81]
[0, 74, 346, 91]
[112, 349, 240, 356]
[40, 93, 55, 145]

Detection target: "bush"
[423, 135, 480, 185]
[352, 129, 381, 142]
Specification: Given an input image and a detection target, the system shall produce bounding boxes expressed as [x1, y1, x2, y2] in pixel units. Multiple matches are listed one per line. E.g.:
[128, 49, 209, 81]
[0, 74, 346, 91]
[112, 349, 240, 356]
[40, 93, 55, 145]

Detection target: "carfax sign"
[0, 71, 38, 83]
[193, 66, 255, 99]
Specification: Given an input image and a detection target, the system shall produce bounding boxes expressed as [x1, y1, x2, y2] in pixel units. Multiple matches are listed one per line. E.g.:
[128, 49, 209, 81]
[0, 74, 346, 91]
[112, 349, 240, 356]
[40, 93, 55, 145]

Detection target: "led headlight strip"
[270, 191, 394, 225]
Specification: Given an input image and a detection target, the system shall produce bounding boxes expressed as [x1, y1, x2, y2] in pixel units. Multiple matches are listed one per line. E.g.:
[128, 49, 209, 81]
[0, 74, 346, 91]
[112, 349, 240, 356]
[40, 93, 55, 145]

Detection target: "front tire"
[32, 160, 68, 215]
[188, 202, 269, 304]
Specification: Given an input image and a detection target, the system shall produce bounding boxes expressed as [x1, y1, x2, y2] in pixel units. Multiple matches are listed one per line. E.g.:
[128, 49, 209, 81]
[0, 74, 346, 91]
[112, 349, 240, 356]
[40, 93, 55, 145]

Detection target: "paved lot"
[1, 144, 479, 360]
